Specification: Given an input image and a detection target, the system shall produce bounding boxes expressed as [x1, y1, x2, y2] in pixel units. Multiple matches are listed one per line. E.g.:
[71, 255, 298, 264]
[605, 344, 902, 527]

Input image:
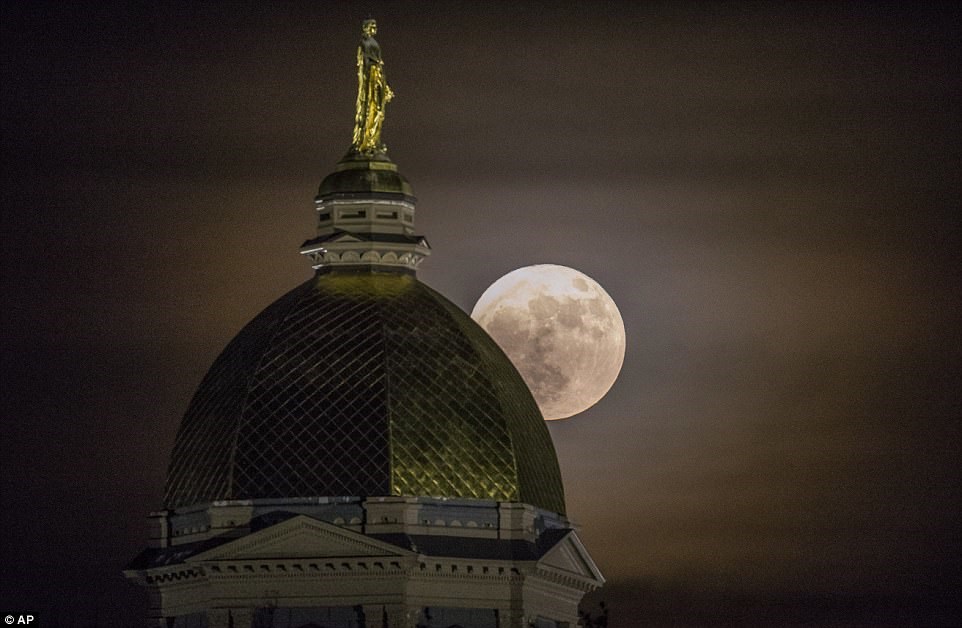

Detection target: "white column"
[207, 607, 253, 628]
[497, 607, 528, 628]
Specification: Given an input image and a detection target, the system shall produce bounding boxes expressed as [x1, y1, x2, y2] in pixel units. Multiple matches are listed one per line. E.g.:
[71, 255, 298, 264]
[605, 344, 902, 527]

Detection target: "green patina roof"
[318, 153, 414, 199]
[165, 271, 566, 515]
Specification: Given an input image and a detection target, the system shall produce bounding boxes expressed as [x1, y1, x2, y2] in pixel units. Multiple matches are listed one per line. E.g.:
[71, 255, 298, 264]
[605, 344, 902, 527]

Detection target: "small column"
[362, 604, 418, 628]
[360, 604, 385, 628]
[207, 607, 253, 628]
[382, 605, 419, 628]
[497, 607, 528, 628]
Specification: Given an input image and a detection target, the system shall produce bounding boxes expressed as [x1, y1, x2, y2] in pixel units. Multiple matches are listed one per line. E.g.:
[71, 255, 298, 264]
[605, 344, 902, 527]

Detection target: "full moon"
[471, 264, 626, 420]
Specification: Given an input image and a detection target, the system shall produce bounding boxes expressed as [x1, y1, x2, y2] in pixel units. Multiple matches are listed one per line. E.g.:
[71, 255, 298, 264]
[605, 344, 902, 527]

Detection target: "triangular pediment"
[538, 530, 605, 586]
[189, 515, 411, 562]
[328, 232, 363, 243]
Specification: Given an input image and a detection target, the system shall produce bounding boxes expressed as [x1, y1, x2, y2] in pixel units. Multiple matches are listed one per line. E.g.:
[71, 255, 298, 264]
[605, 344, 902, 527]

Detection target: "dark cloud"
[2, 1, 960, 625]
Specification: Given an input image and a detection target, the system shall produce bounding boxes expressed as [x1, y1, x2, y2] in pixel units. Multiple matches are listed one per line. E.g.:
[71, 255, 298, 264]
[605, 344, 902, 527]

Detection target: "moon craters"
[472, 265, 626, 420]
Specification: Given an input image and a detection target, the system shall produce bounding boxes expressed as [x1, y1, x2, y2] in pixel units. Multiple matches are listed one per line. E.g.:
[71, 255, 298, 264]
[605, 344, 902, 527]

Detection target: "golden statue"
[351, 19, 393, 155]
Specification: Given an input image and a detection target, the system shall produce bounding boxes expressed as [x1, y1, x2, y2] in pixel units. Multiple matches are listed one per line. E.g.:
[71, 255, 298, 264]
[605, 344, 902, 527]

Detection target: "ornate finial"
[301, 19, 428, 273]
[351, 19, 393, 155]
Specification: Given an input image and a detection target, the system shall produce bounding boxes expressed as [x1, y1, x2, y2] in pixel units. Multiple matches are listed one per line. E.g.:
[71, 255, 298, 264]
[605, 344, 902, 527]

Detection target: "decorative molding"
[535, 531, 605, 591]
[300, 242, 429, 271]
[188, 514, 413, 563]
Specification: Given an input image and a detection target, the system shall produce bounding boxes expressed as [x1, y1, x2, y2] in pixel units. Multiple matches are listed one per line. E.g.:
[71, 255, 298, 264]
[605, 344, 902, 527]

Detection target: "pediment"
[189, 515, 411, 562]
[538, 530, 605, 585]
[327, 232, 363, 243]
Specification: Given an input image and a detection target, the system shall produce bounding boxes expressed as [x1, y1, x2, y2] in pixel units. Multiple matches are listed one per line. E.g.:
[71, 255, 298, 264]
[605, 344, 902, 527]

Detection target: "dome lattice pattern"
[164, 271, 565, 514]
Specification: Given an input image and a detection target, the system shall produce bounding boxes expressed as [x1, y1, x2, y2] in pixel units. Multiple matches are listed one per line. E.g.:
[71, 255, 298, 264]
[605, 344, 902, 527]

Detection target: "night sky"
[2, 2, 960, 626]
